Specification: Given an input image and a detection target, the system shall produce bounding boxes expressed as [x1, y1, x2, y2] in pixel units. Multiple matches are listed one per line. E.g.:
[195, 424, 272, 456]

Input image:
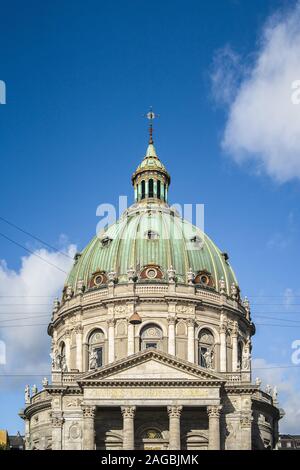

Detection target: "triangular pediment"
[78, 350, 225, 385]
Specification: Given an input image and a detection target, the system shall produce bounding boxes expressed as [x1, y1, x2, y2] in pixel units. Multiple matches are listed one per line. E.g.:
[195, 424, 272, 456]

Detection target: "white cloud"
[253, 358, 300, 433]
[0, 243, 76, 390]
[212, 2, 300, 183]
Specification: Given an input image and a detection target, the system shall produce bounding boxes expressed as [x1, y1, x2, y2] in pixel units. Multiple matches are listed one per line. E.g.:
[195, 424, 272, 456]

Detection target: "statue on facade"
[89, 349, 98, 370]
[219, 276, 226, 294]
[255, 377, 262, 387]
[42, 377, 49, 388]
[187, 268, 194, 285]
[167, 265, 176, 283]
[31, 384, 38, 396]
[203, 347, 214, 370]
[266, 384, 272, 395]
[25, 385, 30, 404]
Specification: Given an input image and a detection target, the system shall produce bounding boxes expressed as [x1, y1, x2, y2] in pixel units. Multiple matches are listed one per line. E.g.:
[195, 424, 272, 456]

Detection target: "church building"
[20, 116, 283, 450]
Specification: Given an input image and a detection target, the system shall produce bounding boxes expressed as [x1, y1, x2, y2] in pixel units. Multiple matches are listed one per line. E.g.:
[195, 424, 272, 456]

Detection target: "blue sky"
[0, 0, 300, 433]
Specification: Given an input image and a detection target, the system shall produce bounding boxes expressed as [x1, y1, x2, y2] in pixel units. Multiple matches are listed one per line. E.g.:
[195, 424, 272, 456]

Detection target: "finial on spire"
[144, 106, 159, 144]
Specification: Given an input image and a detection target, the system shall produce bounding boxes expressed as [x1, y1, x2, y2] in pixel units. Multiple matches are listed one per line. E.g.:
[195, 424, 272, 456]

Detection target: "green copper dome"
[66, 203, 237, 295]
[65, 135, 238, 296]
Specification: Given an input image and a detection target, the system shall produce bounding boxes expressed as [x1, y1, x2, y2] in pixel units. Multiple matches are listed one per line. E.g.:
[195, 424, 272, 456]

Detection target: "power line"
[0, 315, 50, 323]
[0, 323, 48, 328]
[254, 315, 300, 323]
[0, 215, 73, 260]
[0, 232, 68, 274]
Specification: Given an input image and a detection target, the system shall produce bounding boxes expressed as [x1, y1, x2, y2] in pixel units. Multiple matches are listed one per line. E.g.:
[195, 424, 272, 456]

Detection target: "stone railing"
[51, 371, 82, 386]
[30, 390, 49, 404]
[136, 285, 169, 295]
[224, 373, 242, 384]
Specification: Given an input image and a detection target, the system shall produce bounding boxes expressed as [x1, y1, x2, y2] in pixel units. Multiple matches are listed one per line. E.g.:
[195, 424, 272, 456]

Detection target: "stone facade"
[19, 134, 283, 450]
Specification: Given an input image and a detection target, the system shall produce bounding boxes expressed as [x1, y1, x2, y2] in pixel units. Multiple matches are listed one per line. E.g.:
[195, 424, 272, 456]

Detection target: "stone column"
[108, 319, 115, 363]
[167, 405, 183, 450]
[82, 405, 96, 450]
[187, 319, 195, 363]
[65, 330, 71, 371]
[168, 317, 176, 356]
[127, 322, 135, 356]
[232, 322, 238, 372]
[75, 325, 83, 371]
[207, 405, 222, 450]
[220, 323, 227, 372]
[121, 406, 136, 450]
[51, 412, 64, 450]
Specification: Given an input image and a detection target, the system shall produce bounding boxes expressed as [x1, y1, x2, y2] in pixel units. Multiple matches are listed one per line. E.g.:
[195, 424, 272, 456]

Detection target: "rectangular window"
[95, 347, 103, 367]
[145, 342, 158, 349]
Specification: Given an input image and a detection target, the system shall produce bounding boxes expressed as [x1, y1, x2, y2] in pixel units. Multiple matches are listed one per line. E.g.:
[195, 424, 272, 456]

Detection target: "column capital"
[107, 318, 116, 327]
[207, 405, 222, 418]
[240, 411, 253, 428]
[167, 316, 176, 325]
[51, 413, 64, 427]
[64, 329, 71, 338]
[75, 324, 83, 334]
[186, 318, 195, 327]
[81, 405, 96, 418]
[121, 405, 136, 418]
[167, 405, 183, 418]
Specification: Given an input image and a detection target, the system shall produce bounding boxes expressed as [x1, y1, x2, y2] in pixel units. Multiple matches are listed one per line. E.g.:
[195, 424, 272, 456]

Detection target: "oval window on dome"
[194, 271, 214, 288]
[89, 271, 108, 288]
[146, 268, 158, 279]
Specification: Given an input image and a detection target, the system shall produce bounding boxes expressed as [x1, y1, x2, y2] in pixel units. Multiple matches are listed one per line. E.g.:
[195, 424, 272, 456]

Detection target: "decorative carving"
[121, 406, 136, 418]
[76, 279, 85, 294]
[108, 271, 117, 285]
[230, 282, 238, 300]
[167, 405, 183, 418]
[255, 377, 262, 387]
[167, 265, 176, 283]
[167, 316, 176, 326]
[187, 268, 195, 285]
[65, 285, 73, 300]
[52, 298, 60, 313]
[51, 415, 64, 427]
[240, 412, 253, 428]
[176, 305, 193, 315]
[207, 405, 222, 418]
[81, 405, 96, 418]
[265, 384, 272, 395]
[127, 267, 136, 283]
[272, 386, 278, 403]
[89, 349, 98, 370]
[69, 423, 82, 440]
[115, 304, 127, 314]
[42, 377, 48, 388]
[219, 276, 226, 294]
[25, 385, 30, 404]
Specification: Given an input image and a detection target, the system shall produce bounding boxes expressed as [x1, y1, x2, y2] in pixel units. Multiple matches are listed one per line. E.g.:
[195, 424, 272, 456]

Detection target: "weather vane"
[143, 106, 159, 144]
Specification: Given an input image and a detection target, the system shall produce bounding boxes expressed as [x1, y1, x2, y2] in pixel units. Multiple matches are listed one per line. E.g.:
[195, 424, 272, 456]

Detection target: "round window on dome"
[94, 274, 104, 286]
[146, 268, 158, 279]
[200, 275, 209, 285]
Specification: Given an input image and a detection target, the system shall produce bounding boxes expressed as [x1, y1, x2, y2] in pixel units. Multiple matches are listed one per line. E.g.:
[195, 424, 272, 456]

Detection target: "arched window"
[157, 180, 161, 199]
[198, 329, 215, 369]
[140, 324, 163, 351]
[238, 342, 243, 369]
[141, 180, 146, 200]
[142, 429, 163, 439]
[60, 342, 67, 372]
[88, 329, 105, 369]
[148, 179, 154, 198]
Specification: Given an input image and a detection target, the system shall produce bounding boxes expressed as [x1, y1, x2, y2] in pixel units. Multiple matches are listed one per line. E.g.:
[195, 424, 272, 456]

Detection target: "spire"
[144, 106, 159, 159]
[131, 108, 170, 203]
